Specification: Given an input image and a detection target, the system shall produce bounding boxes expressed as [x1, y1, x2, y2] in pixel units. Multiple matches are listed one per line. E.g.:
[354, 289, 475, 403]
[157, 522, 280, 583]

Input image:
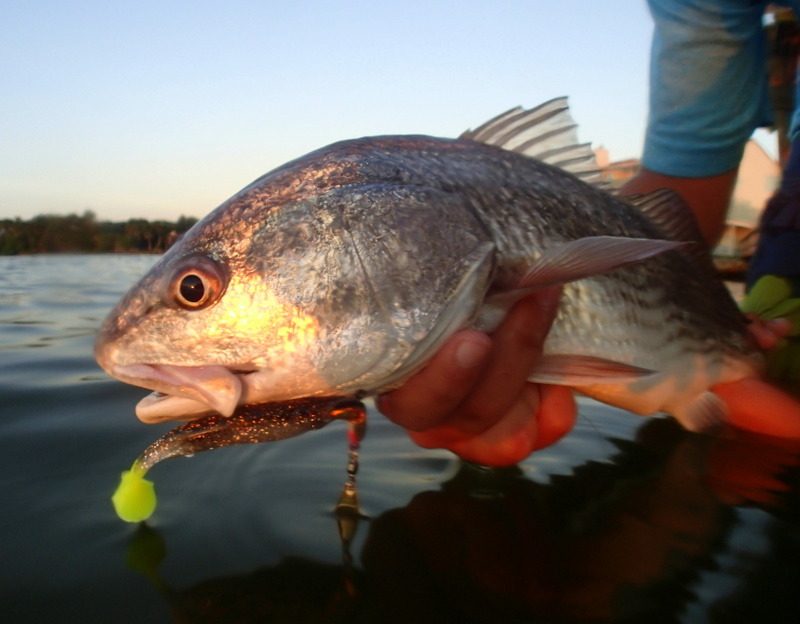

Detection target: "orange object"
[713, 377, 800, 438]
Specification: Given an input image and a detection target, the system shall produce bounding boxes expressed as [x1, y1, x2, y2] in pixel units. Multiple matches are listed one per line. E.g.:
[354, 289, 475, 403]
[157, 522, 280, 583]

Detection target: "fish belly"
[574, 351, 759, 431]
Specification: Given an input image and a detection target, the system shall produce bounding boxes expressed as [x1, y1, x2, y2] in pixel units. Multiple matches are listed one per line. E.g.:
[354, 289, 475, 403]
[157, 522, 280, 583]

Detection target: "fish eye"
[179, 274, 206, 303]
[168, 256, 226, 310]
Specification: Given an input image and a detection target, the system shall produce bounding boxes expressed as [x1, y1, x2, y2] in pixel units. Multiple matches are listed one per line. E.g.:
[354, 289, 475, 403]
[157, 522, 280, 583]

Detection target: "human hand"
[746, 314, 793, 350]
[377, 287, 576, 467]
[741, 274, 800, 383]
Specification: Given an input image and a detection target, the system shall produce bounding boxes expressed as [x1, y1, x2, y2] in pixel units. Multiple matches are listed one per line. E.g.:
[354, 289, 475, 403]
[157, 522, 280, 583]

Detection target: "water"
[3, 254, 800, 623]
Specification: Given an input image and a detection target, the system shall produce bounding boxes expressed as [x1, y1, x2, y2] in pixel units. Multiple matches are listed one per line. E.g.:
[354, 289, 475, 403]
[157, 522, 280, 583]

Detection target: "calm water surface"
[3, 254, 800, 623]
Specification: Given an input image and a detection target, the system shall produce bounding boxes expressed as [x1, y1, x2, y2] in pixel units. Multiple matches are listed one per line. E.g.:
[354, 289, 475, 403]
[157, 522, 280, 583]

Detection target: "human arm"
[619, 167, 738, 246]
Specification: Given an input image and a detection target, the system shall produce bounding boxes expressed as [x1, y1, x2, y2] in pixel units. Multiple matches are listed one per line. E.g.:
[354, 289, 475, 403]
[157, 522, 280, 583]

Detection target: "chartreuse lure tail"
[112, 460, 157, 522]
[111, 397, 365, 523]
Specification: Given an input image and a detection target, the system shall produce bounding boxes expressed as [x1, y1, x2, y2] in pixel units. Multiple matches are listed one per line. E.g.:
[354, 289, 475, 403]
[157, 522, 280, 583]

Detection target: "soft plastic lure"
[112, 396, 366, 522]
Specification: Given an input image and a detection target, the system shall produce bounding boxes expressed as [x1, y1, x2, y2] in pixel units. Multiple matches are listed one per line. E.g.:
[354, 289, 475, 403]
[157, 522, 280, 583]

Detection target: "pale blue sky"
[2, 1, 660, 222]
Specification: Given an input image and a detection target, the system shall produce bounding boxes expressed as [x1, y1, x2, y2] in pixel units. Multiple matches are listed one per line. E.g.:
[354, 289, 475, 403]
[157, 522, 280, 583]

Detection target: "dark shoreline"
[0, 212, 198, 255]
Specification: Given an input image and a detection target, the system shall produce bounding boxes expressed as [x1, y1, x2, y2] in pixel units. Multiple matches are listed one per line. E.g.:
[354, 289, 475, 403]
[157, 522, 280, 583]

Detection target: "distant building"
[594, 146, 640, 189]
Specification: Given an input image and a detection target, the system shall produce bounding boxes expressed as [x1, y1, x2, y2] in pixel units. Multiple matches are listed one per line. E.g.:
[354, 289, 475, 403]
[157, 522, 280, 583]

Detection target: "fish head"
[94, 215, 334, 422]
[94, 162, 363, 423]
[95, 139, 497, 424]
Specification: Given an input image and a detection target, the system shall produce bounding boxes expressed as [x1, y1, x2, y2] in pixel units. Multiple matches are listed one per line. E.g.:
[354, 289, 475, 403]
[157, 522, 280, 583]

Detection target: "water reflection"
[122, 419, 800, 623]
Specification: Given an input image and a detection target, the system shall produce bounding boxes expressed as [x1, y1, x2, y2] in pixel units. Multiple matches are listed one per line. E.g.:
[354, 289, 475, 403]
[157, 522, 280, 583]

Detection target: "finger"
[405, 399, 536, 465]
[377, 330, 492, 431]
[713, 378, 800, 438]
[445, 286, 563, 436]
[445, 384, 544, 466]
[443, 383, 575, 465]
[745, 315, 792, 350]
[409, 384, 577, 466]
[532, 384, 577, 450]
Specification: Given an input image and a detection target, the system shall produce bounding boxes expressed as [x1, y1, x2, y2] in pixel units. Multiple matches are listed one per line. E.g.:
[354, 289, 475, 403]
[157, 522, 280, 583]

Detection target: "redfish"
[96, 98, 783, 435]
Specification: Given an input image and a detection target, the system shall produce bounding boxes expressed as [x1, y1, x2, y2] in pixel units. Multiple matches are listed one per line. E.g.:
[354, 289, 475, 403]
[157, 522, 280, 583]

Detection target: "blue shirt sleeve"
[643, 0, 775, 177]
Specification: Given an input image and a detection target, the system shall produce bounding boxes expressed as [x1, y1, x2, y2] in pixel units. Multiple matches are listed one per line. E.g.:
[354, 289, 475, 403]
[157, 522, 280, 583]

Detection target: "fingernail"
[454, 336, 491, 369]
[767, 318, 792, 329]
[534, 286, 563, 320]
[765, 318, 794, 338]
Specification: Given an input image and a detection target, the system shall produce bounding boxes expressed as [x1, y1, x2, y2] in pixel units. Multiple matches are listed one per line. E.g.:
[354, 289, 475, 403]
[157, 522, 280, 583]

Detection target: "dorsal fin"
[460, 97, 603, 185]
[623, 188, 708, 248]
[623, 189, 742, 319]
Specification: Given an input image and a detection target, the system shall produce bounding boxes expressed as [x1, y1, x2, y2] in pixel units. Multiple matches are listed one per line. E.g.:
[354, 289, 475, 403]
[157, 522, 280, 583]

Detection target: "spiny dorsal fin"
[460, 97, 603, 185]
[624, 189, 748, 327]
[622, 189, 720, 273]
[623, 188, 708, 248]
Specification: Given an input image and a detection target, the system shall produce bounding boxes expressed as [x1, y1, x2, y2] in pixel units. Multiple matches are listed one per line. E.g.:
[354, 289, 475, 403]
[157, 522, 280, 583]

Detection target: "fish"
[94, 97, 774, 436]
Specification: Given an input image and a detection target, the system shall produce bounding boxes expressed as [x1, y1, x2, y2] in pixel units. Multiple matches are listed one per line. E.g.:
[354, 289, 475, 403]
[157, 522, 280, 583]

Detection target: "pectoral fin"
[487, 236, 681, 310]
[478, 236, 681, 331]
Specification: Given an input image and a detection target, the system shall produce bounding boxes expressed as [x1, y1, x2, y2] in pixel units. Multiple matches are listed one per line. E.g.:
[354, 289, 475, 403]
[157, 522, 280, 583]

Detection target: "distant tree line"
[0, 211, 199, 254]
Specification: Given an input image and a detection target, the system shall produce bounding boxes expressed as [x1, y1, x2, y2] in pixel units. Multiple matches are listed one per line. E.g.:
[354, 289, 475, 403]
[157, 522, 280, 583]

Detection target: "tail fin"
[713, 378, 800, 438]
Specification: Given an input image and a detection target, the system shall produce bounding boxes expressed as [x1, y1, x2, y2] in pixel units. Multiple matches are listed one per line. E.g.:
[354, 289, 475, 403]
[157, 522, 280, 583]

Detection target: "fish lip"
[108, 363, 243, 422]
[135, 392, 218, 423]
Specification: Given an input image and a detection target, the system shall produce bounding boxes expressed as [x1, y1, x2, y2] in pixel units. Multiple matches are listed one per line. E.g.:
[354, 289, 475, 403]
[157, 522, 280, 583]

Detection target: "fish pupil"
[179, 274, 205, 303]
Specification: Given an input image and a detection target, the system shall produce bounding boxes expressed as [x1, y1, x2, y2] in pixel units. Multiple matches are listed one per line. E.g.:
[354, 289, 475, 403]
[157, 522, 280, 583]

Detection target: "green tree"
[0, 213, 199, 254]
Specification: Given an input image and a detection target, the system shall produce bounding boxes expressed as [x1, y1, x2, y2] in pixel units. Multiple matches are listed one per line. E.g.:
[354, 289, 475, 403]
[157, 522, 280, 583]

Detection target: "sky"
[3, 1, 663, 222]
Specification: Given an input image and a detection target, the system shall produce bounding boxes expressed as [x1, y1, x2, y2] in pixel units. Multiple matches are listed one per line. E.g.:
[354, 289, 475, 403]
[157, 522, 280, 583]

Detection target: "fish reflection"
[120, 418, 800, 623]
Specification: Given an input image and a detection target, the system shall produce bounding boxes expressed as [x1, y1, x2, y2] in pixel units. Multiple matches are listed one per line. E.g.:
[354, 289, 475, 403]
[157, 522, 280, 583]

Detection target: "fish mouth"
[107, 363, 245, 423]
[136, 390, 224, 423]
